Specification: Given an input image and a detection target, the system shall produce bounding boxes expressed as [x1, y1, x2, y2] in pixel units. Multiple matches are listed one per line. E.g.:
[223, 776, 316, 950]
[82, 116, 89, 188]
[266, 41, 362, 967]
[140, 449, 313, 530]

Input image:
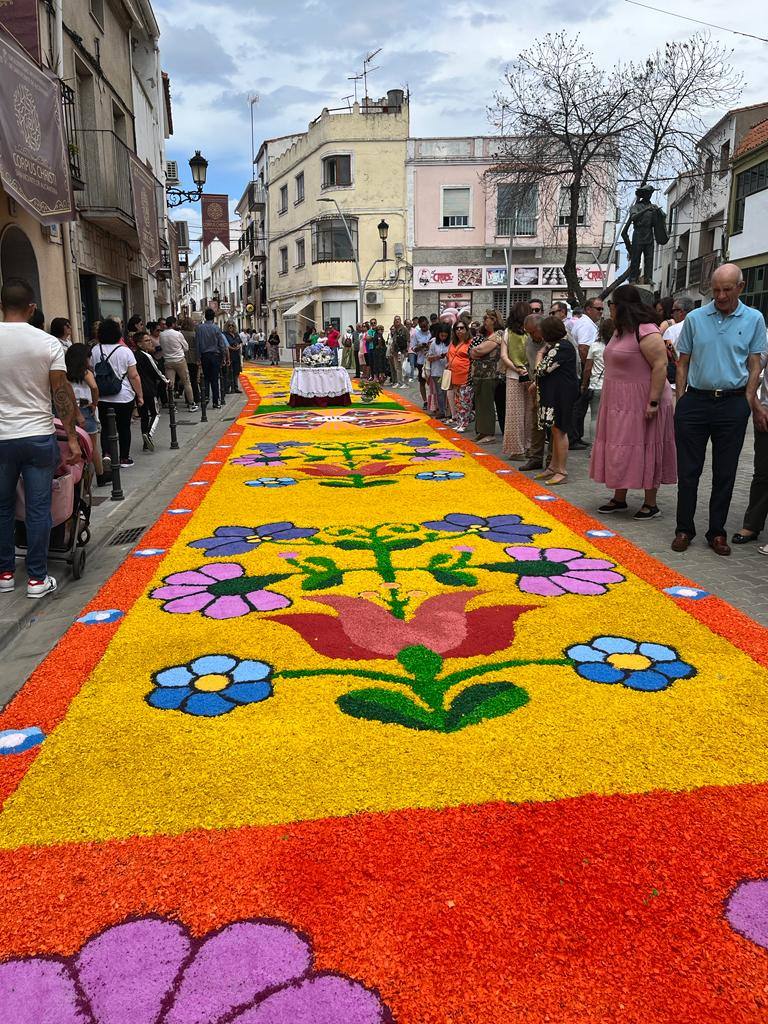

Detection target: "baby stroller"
[14, 421, 94, 580]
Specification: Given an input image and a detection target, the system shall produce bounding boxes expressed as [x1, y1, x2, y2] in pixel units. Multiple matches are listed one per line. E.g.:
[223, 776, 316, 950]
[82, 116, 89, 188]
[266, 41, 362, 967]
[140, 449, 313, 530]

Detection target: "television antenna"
[340, 93, 354, 110]
[347, 72, 364, 102]
[362, 47, 382, 102]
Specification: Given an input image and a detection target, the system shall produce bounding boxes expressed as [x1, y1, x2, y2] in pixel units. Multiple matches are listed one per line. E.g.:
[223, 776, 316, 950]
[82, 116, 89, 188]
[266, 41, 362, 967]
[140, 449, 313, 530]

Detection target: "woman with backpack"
[94, 319, 143, 468]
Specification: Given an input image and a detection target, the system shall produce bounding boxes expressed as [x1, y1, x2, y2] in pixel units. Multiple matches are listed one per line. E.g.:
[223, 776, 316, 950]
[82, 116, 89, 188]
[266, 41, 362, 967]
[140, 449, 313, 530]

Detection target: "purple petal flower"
[206, 595, 253, 619]
[200, 563, 245, 581]
[163, 593, 216, 614]
[246, 589, 292, 611]
[504, 546, 626, 597]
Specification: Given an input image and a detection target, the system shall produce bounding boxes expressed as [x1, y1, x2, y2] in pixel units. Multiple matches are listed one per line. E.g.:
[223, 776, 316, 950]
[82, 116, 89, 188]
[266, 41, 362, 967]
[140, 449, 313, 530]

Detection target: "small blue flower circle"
[77, 609, 124, 625]
[146, 654, 274, 716]
[133, 548, 166, 558]
[244, 478, 298, 488]
[664, 585, 710, 600]
[566, 635, 695, 691]
[0, 727, 45, 755]
[415, 471, 465, 482]
[586, 529, 616, 538]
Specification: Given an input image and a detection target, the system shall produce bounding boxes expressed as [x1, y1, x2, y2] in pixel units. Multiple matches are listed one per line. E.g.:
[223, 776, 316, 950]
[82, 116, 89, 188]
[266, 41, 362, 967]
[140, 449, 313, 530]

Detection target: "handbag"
[440, 368, 452, 391]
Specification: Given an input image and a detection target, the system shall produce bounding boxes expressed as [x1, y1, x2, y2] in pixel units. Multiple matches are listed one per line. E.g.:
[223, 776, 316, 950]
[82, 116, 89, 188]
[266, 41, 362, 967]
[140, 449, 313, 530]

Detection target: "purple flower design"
[380, 436, 433, 447]
[726, 879, 768, 950]
[423, 513, 550, 544]
[504, 546, 626, 597]
[230, 454, 285, 467]
[251, 441, 303, 452]
[189, 522, 318, 558]
[411, 447, 463, 463]
[150, 563, 291, 618]
[0, 915, 392, 1024]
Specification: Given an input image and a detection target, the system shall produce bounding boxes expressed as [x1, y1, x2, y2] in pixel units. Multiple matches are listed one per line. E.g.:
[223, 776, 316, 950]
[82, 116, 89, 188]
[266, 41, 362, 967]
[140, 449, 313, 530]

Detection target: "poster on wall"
[485, 266, 507, 287]
[0, 30, 74, 224]
[438, 292, 472, 322]
[513, 266, 540, 287]
[414, 264, 611, 289]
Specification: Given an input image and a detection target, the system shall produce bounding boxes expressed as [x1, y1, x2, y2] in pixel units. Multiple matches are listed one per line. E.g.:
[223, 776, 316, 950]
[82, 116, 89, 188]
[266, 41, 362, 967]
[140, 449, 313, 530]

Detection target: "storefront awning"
[282, 293, 318, 319]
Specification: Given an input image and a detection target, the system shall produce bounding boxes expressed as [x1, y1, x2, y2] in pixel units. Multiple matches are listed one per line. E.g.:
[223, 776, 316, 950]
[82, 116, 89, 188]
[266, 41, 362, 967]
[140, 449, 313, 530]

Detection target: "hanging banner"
[201, 193, 230, 249]
[0, 0, 40, 64]
[0, 29, 74, 223]
[129, 153, 161, 270]
[168, 218, 181, 305]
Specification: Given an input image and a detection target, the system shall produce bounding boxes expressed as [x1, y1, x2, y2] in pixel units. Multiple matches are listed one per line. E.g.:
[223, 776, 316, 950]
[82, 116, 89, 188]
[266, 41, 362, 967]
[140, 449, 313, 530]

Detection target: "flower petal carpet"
[0, 367, 767, 1023]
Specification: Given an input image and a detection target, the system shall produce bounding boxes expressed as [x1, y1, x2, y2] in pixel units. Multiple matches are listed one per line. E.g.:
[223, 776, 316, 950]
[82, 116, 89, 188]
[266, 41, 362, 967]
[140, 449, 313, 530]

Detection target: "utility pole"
[249, 95, 259, 180]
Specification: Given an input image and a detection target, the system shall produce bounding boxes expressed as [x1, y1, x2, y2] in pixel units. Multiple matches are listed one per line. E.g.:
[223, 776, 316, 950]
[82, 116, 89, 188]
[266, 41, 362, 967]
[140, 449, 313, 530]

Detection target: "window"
[89, 0, 104, 29]
[321, 154, 352, 188]
[278, 184, 288, 214]
[278, 246, 288, 275]
[441, 186, 470, 227]
[295, 172, 304, 204]
[496, 184, 538, 236]
[558, 186, 587, 227]
[492, 289, 531, 319]
[295, 237, 305, 267]
[703, 154, 713, 191]
[311, 216, 357, 262]
[733, 158, 768, 233]
[719, 140, 731, 176]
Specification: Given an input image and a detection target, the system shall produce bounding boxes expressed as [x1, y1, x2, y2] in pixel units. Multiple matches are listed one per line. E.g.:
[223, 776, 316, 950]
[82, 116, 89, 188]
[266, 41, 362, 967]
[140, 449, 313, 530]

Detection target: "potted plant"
[360, 380, 382, 403]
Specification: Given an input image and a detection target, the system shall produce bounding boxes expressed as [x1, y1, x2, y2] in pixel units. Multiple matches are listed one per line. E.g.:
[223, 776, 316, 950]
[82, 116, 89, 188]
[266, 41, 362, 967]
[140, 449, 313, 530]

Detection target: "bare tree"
[489, 32, 742, 305]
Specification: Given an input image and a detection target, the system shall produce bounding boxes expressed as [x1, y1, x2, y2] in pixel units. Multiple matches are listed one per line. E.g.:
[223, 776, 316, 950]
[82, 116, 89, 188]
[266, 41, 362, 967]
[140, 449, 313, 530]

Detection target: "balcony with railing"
[495, 214, 537, 237]
[244, 181, 267, 211]
[688, 256, 703, 289]
[673, 264, 688, 291]
[74, 129, 137, 242]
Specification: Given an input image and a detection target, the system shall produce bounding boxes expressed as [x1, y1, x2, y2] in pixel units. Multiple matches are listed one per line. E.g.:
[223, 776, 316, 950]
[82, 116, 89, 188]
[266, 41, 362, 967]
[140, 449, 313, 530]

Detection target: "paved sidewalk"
[391, 377, 768, 626]
[0, 392, 245, 707]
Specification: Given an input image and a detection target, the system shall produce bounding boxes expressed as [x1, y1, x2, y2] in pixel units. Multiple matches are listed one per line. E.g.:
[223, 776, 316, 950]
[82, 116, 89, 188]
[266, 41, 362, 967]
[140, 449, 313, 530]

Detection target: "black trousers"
[493, 378, 506, 434]
[140, 394, 157, 436]
[187, 362, 201, 404]
[99, 400, 134, 461]
[200, 351, 222, 406]
[570, 388, 591, 442]
[742, 426, 768, 535]
[674, 390, 750, 541]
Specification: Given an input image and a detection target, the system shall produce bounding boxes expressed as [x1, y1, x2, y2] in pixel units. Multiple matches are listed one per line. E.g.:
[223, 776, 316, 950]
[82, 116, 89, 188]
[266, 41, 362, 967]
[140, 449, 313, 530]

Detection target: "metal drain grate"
[110, 525, 148, 546]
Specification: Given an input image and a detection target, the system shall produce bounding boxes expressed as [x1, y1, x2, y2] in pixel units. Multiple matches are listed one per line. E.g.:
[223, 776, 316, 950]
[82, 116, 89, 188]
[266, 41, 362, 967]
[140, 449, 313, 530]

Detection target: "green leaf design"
[298, 556, 344, 591]
[475, 561, 521, 574]
[210, 573, 289, 596]
[430, 569, 478, 587]
[444, 682, 529, 732]
[333, 539, 374, 550]
[397, 645, 443, 680]
[338, 688, 439, 730]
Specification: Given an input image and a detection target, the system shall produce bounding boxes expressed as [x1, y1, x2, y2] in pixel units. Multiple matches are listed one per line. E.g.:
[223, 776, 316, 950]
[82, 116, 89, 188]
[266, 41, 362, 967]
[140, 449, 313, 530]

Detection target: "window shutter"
[443, 187, 470, 218]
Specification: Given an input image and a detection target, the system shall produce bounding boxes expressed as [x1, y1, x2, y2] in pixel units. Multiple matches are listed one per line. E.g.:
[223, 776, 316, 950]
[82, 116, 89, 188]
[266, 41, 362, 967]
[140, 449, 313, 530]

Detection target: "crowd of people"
[343, 262, 766, 558]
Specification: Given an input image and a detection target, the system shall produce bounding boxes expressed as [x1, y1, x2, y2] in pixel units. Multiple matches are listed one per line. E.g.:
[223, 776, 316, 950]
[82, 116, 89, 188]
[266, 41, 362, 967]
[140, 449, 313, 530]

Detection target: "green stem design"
[438, 658, 571, 688]
[276, 667, 409, 685]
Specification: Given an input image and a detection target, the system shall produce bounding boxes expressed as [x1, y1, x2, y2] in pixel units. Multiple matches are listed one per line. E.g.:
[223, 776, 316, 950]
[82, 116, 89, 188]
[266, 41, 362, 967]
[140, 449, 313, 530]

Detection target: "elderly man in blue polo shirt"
[672, 263, 768, 556]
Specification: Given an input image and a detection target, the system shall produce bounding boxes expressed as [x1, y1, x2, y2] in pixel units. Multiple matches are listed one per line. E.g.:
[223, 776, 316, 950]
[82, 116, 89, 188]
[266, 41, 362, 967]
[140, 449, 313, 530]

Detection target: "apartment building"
[0, 0, 172, 337]
[266, 92, 409, 349]
[728, 119, 768, 318]
[409, 137, 616, 320]
[657, 101, 768, 305]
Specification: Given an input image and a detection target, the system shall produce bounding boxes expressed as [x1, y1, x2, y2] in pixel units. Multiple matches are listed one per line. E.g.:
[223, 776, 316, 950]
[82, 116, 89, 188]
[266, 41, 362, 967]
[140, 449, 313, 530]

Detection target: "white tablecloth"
[289, 367, 352, 399]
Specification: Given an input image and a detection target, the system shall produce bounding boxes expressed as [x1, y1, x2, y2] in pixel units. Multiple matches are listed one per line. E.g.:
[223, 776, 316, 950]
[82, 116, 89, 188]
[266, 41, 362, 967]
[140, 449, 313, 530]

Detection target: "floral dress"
[534, 341, 579, 433]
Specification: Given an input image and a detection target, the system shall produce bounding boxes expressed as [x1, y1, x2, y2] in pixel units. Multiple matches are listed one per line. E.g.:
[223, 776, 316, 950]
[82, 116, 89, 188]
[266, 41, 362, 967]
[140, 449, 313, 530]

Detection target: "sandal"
[597, 499, 629, 515]
[547, 472, 568, 485]
[534, 467, 555, 480]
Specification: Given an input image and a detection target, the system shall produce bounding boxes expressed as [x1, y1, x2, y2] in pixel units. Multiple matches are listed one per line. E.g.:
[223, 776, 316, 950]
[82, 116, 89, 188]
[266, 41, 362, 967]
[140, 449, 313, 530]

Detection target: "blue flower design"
[132, 548, 166, 557]
[415, 471, 465, 482]
[146, 654, 273, 716]
[0, 727, 45, 755]
[421, 512, 550, 543]
[586, 529, 616, 538]
[77, 609, 124, 624]
[566, 636, 696, 691]
[245, 478, 298, 488]
[379, 437, 434, 447]
[250, 441, 303, 453]
[167, 508, 192, 515]
[189, 521, 318, 557]
[664, 585, 710, 600]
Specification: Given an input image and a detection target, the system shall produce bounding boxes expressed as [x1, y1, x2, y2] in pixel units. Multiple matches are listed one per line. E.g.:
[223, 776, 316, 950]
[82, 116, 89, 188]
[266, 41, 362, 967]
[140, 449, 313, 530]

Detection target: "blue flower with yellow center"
[146, 655, 273, 716]
[566, 636, 695, 691]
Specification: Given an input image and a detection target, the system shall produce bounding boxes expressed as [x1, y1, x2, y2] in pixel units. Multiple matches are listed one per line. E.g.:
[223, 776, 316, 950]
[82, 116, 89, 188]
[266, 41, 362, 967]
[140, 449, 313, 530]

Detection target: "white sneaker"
[0, 572, 15, 593]
[27, 575, 57, 599]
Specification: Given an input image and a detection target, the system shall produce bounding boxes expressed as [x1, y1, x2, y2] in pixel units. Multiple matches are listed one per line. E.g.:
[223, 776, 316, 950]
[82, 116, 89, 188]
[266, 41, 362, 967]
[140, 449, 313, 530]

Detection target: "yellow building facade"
[267, 93, 410, 348]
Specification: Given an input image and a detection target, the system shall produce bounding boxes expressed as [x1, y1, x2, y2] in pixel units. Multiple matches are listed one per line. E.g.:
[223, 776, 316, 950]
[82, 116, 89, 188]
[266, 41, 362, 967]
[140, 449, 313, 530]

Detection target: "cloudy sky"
[154, 0, 768, 238]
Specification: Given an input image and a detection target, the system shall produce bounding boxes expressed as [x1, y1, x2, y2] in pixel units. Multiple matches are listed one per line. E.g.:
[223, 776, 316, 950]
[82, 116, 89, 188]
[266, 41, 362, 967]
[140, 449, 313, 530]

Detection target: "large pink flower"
[0, 916, 392, 1023]
[150, 563, 291, 619]
[272, 590, 528, 659]
[504, 546, 625, 597]
[298, 462, 409, 478]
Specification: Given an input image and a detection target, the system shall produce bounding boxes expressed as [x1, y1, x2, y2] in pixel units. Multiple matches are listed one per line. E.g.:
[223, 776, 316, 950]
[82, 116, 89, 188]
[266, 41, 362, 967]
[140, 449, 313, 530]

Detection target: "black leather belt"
[687, 386, 746, 398]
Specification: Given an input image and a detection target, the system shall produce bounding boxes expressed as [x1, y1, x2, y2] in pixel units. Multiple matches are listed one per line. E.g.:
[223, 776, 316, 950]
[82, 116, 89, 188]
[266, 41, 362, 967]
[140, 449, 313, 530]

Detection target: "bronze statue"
[621, 186, 670, 285]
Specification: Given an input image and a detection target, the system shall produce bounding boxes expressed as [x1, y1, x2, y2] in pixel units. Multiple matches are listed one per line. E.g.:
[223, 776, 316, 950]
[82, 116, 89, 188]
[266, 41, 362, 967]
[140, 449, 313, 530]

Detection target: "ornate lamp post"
[318, 198, 390, 321]
[166, 150, 209, 208]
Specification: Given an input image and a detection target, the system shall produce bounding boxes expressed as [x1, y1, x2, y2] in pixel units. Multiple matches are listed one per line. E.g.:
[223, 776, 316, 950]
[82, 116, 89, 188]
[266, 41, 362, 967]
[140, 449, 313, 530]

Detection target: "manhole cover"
[110, 526, 148, 546]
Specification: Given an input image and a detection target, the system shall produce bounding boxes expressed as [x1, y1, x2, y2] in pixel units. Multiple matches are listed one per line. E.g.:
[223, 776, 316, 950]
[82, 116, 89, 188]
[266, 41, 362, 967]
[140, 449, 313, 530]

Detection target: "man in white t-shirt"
[568, 297, 603, 446]
[159, 315, 197, 411]
[662, 295, 694, 354]
[0, 279, 80, 599]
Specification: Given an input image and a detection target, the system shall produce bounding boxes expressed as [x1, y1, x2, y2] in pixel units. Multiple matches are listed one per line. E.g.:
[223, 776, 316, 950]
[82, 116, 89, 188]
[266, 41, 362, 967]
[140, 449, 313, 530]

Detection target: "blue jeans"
[0, 434, 58, 580]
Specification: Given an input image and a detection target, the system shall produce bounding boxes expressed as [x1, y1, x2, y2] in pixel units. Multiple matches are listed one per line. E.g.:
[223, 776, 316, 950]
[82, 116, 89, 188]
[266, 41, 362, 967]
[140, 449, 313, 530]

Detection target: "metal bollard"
[200, 393, 208, 422]
[168, 391, 179, 449]
[105, 406, 123, 501]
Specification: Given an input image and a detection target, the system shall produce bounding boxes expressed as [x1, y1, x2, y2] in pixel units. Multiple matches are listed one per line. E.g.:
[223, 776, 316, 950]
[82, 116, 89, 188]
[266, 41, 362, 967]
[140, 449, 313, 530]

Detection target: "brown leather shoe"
[671, 532, 691, 552]
[708, 536, 731, 557]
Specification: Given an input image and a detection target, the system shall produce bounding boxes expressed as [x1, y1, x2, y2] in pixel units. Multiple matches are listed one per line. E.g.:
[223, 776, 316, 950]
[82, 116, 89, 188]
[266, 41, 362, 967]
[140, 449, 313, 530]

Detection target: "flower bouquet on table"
[301, 342, 334, 367]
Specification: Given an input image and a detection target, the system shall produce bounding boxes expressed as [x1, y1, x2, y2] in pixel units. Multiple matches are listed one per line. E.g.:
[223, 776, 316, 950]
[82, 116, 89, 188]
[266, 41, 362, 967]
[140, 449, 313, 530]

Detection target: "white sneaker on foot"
[0, 572, 15, 593]
[27, 575, 57, 599]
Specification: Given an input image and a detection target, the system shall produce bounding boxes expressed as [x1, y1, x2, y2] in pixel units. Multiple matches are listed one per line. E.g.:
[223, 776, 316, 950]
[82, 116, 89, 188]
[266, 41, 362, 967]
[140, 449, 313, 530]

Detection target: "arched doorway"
[0, 225, 42, 306]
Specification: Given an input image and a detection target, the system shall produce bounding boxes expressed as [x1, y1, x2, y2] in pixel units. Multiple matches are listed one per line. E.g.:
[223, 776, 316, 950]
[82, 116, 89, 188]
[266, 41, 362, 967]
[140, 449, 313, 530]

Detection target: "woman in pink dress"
[589, 284, 677, 519]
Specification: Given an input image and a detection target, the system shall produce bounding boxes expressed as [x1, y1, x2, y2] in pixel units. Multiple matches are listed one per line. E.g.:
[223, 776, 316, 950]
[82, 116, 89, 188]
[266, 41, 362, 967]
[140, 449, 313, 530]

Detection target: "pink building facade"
[407, 137, 616, 320]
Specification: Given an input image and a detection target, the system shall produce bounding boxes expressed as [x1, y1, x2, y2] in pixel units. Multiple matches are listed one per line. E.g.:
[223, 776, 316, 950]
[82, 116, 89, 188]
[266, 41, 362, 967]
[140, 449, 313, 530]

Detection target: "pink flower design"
[411, 447, 463, 463]
[503, 546, 626, 597]
[0, 916, 392, 1023]
[150, 563, 291, 619]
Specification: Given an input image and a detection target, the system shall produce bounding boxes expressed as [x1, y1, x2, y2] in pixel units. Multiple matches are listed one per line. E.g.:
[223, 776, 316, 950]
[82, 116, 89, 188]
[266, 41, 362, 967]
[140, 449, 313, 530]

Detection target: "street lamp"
[318, 197, 389, 321]
[166, 150, 209, 208]
[674, 245, 684, 263]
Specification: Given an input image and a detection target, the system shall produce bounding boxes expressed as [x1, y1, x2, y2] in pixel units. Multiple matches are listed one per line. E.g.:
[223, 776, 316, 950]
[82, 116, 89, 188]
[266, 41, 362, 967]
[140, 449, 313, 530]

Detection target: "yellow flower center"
[606, 653, 652, 671]
[194, 674, 230, 692]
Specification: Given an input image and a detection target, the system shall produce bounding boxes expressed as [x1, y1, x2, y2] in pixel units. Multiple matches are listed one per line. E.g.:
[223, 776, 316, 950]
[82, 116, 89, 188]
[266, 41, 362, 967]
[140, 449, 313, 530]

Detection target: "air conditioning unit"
[365, 289, 384, 305]
[165, 160, 180, 185]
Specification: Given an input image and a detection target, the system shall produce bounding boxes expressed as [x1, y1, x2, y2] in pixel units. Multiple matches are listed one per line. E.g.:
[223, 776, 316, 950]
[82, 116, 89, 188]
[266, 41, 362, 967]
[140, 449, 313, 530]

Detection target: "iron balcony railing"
[674, 264, 688, 291]
[496, 214, 537, 237]
[73, 129, 134, 222]
[688, 256, 703, 289]
[60, 83, 83, 188]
